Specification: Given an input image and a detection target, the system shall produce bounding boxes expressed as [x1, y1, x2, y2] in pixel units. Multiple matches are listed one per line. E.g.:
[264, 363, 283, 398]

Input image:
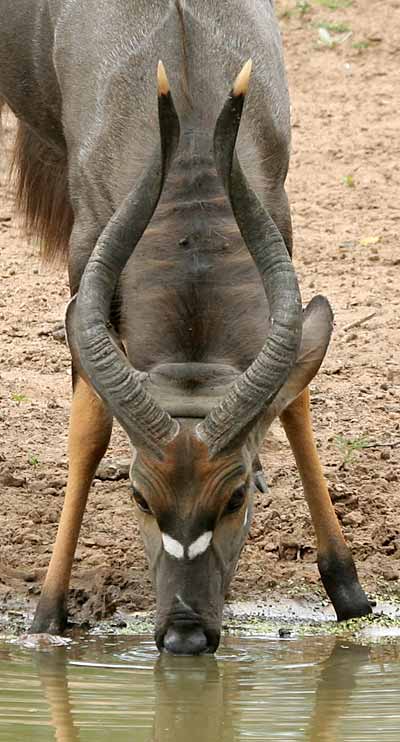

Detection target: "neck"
[122, 129, 265, 376]
[156, 127, 232, 225]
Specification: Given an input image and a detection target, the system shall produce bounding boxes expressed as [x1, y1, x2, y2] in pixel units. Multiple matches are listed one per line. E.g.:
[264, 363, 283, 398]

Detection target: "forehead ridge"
[136, 430, 247, 523]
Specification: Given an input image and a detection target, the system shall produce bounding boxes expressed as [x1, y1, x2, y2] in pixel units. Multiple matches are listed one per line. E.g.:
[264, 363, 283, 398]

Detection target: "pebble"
[382, 566, 398, 582]
[96, 463, 130, 482]
[46, 509, 60, 523]
[345, 332, 358, 343]
[44, 487, 61, 497]
[0, 472, 26, 488]
[342, 511, 364, 527]
[279, 539, 299, 561]
[47, 479, 66, 489]
[82, 535, 114, 548]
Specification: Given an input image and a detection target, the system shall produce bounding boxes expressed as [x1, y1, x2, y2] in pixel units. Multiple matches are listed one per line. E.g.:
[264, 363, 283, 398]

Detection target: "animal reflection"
[150, 653, 233, 741]
[33, 636, 372, 742]
[36, 646, 79, 742]
[306, 640, 371, 742]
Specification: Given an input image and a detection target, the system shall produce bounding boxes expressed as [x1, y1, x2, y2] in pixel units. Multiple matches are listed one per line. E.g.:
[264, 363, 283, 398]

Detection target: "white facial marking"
[188, 531, 213, 560]
[162, 533, 184, 560]
[243, 507, 249, 528]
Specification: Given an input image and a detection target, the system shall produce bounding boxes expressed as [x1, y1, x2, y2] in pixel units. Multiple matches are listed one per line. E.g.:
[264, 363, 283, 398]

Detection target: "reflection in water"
[306, 641, 370, 742]
[36, 649, 80, 742]
[151, 654, 232, 742]
[0, 634, 400, 741]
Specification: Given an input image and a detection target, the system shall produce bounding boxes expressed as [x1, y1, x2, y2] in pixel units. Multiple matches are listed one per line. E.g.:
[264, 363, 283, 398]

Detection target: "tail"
[0, 102, 73, 266]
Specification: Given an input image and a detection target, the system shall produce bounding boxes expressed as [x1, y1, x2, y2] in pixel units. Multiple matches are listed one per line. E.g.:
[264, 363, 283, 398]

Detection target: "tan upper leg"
[280, 387, 346, 555]
[32, 376, 112, 629]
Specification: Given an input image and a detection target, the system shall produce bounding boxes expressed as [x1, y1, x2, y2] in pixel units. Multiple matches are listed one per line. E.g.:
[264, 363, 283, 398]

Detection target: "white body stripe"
[188, 531, 213, 560]
[162, 533, 184, 560]
[244, 507, 249, 528]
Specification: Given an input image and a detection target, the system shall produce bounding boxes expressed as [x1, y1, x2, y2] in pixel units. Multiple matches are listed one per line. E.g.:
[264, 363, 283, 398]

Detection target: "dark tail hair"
[1, 104, 73, 266]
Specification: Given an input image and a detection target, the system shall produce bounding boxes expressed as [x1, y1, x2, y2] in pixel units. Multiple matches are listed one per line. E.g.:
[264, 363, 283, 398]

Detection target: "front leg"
[280, 388, 371, 621]
[30, 376, 112, 634]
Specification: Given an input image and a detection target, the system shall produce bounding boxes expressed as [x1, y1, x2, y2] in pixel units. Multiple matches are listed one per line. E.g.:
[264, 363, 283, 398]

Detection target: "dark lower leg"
[30, 378, 112, 633]
[280, 388, 371, 621]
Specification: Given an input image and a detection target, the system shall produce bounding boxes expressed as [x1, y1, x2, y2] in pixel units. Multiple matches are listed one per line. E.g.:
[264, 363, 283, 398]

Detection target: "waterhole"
[0, 630, 400, 741]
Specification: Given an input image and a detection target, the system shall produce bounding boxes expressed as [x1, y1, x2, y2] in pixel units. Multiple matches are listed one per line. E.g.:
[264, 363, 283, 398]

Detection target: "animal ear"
[245, 295, 333, 454]
[267, 294, 334, 418]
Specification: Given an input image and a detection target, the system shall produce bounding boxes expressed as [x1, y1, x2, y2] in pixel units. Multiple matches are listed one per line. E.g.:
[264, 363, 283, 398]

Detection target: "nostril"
[163, 625, 208, 655]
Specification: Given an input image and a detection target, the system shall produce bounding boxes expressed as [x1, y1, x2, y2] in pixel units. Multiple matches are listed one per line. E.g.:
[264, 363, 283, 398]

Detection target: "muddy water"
[0, 634, 400, 741]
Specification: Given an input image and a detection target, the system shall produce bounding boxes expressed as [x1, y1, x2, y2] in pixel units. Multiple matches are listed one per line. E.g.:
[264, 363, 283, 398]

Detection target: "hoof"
[335, 591, 373, 622]
[318, 551, 372, 622]
[29, 597, 68, 636]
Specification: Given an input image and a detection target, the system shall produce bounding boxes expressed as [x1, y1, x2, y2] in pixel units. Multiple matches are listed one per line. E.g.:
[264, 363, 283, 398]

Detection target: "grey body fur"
[0, 0, 291, 391]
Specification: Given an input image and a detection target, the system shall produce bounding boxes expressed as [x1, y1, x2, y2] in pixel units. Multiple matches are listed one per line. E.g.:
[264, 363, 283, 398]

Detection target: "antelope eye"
[131, 487, 151, 514]
[225, 485, 246, 515]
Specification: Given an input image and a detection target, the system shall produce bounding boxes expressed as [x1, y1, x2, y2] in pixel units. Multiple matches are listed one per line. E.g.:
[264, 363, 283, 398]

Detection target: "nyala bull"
[0, 0, 372, 654]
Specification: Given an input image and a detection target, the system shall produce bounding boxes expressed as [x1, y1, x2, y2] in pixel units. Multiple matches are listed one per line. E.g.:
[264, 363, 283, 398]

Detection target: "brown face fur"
[129, 420, 254, 652]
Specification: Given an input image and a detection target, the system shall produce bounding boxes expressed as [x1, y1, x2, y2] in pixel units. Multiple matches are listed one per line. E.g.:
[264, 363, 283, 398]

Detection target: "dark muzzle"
[156, 607, 220, 655]
[163, 624, 209, 655]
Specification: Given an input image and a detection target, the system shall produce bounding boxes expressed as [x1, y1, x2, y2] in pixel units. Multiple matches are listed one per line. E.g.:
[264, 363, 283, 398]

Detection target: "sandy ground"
[0, 0, 399, 626]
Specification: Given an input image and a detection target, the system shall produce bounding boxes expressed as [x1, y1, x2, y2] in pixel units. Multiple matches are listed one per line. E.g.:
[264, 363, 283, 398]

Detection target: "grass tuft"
[334, 434, 370, 468]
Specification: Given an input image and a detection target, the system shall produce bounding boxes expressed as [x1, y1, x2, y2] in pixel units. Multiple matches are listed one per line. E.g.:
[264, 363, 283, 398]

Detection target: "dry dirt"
[0, 0, 399, 626]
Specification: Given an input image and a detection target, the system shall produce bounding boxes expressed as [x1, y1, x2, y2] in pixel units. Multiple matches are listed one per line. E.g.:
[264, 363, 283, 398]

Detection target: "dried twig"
[342, 311, 377, 332]
[362, 440, 400, 450]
